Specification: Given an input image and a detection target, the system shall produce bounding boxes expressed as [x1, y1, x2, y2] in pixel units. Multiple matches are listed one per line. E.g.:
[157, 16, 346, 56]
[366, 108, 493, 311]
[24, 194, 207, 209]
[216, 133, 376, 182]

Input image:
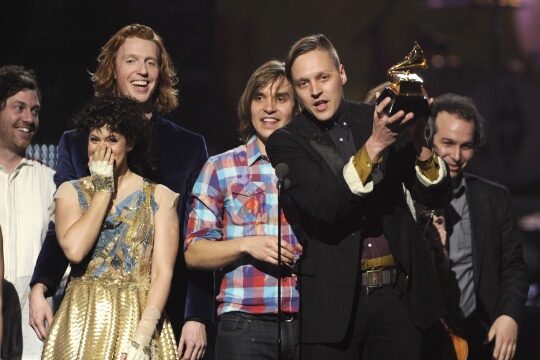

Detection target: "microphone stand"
[276, 177, 283, 360]
[274, 163, 289, 360]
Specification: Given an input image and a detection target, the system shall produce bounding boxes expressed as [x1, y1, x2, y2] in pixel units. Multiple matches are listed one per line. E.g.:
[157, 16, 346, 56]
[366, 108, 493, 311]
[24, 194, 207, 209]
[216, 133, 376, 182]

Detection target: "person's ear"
[339, 64, 347, 86]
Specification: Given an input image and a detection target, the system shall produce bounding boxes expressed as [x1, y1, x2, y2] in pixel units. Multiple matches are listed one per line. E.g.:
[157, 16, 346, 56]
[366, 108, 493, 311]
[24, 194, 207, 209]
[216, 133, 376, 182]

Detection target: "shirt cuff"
[185, 316, 208, 325]
[415, 155, 447, 186]
[343, 156, 383, 196]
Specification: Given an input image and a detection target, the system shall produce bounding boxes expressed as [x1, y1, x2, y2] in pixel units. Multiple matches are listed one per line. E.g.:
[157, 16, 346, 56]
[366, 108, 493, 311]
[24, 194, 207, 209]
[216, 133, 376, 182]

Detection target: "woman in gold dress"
[42, 97, 178, 359]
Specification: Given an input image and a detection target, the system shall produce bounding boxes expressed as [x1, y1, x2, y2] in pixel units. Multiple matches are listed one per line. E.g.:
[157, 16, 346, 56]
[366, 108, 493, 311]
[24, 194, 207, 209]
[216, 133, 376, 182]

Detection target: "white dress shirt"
[0, 158, 55, 293]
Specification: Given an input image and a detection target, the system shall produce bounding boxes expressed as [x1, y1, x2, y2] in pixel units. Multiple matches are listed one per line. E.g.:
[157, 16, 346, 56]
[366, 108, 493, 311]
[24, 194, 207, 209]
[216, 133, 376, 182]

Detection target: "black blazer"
[30, 115, 215, 332]
[464, 173, 528, 327]
[266, 100, 452, 344]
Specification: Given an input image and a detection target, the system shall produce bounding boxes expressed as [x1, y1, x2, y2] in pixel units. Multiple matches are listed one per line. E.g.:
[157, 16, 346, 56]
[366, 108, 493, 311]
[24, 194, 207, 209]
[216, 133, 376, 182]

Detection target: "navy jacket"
[30, 115, 214, 335]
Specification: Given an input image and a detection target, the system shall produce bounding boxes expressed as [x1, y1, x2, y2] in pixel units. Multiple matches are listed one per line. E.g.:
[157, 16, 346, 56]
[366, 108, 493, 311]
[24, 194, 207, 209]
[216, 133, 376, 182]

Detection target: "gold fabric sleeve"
[416, 154, 440, 182]
[352, 145, 381, 185]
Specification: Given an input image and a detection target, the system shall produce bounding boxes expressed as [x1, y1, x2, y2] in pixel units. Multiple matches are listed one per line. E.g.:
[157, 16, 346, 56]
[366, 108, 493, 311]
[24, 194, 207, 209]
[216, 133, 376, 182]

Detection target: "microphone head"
[274, 162, 289, 180]
[283, 178, 291, 190]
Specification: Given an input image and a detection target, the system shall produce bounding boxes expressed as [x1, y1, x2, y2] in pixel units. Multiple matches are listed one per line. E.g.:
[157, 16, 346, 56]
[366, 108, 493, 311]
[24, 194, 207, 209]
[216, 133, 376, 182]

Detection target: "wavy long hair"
[91, 24, 178, 114]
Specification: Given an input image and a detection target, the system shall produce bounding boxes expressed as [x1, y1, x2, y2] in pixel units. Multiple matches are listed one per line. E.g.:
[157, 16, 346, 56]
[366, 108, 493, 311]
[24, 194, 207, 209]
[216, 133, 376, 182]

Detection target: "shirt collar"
[0, 157, 33, 174]
[452, 175, 467, 199]
[246, 135, 267, 167]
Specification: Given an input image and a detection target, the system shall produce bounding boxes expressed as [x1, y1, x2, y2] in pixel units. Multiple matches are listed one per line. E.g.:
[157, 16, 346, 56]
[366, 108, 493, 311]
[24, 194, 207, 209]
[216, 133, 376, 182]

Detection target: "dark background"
[2, 0, 540, 356]
[1, 0, 538, 210]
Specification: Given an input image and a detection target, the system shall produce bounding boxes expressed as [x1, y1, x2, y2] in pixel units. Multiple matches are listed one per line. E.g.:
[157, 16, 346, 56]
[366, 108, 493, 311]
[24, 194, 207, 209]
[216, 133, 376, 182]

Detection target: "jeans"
[215, 311, 299, 360]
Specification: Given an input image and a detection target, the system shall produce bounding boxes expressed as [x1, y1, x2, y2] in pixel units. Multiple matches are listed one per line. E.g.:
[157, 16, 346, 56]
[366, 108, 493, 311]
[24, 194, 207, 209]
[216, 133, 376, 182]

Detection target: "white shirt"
[0, 158, 55, 284]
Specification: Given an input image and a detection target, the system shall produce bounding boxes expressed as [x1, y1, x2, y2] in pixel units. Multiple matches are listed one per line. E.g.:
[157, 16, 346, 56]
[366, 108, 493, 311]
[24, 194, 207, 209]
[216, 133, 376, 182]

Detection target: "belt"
[361, 267, 397, 288]
[225, 311, 297, 323]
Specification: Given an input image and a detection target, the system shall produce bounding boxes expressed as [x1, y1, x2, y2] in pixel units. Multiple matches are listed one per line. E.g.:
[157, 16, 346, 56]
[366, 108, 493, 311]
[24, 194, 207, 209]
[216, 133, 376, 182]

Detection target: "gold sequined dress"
[42, 177, 178, 359]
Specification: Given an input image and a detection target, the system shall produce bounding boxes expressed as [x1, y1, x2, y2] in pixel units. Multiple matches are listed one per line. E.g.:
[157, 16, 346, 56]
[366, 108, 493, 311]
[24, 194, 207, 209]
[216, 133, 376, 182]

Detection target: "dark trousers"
[461, 313, 493, 360]
[422, 321, 459, 360]
[215, 311, 299, 360]
[302, 285, 422, 360]
[1, 280, 22, 360]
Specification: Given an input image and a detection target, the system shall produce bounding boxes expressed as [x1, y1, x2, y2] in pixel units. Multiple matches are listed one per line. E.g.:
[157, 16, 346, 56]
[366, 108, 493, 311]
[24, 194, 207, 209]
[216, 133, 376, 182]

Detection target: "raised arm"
[56, 146, 113, 264]
[54, 184, 109, 264]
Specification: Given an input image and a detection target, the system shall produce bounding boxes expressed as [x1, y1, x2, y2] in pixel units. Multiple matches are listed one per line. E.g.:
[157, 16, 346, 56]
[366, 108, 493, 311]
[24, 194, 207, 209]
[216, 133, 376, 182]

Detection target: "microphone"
[275, 162, 289, 181]
[275, 163, 291, 190]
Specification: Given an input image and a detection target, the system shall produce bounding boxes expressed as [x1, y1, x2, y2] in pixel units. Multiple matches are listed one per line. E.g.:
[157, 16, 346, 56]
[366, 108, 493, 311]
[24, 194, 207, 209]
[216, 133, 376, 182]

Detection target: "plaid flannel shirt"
[185, 136, 300, 316]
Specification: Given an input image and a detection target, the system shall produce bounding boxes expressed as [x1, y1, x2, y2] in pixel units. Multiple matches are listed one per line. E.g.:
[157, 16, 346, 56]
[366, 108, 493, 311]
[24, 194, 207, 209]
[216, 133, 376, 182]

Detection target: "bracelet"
[92, 175, 115, 193]
[130, 339, 152, 356]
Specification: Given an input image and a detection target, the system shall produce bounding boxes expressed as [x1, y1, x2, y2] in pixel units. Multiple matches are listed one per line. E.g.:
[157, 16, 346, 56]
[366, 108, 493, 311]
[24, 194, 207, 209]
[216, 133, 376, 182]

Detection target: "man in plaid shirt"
[184, 60, 302, 360]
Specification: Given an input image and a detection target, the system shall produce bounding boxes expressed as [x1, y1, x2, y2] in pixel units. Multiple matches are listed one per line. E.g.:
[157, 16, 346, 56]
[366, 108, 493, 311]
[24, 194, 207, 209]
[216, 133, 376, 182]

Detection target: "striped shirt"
[185, 136, 300, 316]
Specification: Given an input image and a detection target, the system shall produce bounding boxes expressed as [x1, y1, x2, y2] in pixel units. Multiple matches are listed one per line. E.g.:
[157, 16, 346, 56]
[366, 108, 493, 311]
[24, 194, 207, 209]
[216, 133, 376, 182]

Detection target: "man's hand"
[178, 321, 207, 360]
[408, 97, 434, 160]
[487, 315, 518, 360]
[28, 283, 53, 341]
[242, 236, 302, 266]
[366, 97, 414, 163]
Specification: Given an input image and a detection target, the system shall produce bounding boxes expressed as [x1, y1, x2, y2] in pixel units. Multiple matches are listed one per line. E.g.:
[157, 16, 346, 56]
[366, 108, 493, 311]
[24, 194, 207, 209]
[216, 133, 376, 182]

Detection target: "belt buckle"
[365, 269, 383, 288]
[281, 314, 295, 323]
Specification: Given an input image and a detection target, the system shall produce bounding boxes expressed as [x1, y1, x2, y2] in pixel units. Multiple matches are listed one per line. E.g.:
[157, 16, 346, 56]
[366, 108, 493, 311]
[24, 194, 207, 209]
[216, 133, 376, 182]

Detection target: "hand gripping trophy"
[376, 42, 430, 118]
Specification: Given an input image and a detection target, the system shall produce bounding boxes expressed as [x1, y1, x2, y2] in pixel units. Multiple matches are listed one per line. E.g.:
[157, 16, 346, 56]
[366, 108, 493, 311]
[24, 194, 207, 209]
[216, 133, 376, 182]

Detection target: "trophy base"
[376, 87, 431, 118]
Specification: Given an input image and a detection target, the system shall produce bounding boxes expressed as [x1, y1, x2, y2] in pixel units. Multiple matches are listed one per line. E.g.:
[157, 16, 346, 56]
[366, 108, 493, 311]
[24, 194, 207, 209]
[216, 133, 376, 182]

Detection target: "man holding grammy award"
[266, 34, 452, 359]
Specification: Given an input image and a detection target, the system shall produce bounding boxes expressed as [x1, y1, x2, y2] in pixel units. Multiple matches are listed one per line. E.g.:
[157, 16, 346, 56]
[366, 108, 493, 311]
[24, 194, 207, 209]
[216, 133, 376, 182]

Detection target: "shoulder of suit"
[275, 112, 306, 136]
[62, 129, 77, 137]
[154, 115, 206, 143]
[346, 99, 374, 114]
[343, 99, 375, 133]
[465, 173, 510, 194]
[61, 129, 85, 143]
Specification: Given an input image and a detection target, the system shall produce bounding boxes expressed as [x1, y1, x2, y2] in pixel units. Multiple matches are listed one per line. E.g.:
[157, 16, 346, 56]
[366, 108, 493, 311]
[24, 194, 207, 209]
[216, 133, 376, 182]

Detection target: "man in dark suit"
[27, 24, 213, 360]
[266, 34, 452, 359]
[428, 93, 528, 360]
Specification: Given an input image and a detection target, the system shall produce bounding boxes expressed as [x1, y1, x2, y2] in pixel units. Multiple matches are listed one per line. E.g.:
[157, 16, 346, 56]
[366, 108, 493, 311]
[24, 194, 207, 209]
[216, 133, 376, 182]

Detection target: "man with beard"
[0, 65, 56, 359]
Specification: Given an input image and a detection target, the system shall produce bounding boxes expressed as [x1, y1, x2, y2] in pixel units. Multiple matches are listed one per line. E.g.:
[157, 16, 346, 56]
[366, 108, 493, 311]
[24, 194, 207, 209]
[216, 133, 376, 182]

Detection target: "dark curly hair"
[427, 93, 486, 148]
[72, 96, 157, 180]
[0, 65, 40, 110]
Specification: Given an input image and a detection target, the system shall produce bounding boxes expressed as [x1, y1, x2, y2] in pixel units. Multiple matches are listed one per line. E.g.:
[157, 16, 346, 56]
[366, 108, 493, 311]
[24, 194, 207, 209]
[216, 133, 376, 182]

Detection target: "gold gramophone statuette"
[376, 42, 430, 118]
